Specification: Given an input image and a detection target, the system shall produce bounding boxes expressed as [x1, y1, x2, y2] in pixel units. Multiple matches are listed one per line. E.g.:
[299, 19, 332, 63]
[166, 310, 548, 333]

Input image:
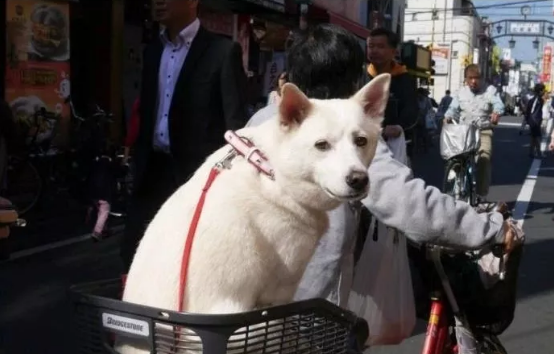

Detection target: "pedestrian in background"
[120, 0, 248, 271]
[366, 28, 418, 154]
[525, 83, 545, 158]
[267, 71, 287, 106]
[436, 90, 452, 122]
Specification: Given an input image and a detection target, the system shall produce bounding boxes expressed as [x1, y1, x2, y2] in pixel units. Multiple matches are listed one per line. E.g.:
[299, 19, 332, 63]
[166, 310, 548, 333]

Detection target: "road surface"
[0, 116, 553, 353]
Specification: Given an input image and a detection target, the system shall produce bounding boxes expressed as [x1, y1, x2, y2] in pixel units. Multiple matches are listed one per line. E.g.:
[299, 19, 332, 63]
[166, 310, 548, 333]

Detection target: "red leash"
[176, 130, 274, 312]
[177, 167, 220, 312]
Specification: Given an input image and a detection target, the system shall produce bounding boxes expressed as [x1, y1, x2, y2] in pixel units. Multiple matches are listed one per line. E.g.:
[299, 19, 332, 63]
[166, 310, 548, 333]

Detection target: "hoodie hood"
[367, 61, 408, 77]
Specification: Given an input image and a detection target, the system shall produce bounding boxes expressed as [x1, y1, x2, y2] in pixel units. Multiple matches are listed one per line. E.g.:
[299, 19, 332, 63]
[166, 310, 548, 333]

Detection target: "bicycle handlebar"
[67, 96, 112, 123]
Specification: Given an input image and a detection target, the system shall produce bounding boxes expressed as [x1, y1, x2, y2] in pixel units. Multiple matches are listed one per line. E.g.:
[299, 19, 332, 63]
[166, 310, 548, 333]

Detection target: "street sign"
[542, 45, 552, 83]
[431, 44, 449, 75]
[508, 22, 541, 35]
[502, 48, 511, 61]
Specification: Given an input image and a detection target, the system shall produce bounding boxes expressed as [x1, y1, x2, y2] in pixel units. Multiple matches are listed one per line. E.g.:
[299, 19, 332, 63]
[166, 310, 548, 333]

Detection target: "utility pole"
[431, 0, 437, 46]
[442, 0, 448, 43]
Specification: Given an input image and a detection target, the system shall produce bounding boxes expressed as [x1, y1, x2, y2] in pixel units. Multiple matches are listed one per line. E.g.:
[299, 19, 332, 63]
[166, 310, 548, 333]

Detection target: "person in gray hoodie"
[247, 24, 513, 306]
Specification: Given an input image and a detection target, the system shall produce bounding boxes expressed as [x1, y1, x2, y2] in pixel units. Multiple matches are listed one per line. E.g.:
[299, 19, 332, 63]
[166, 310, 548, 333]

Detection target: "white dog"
[115, 74, 391, 353]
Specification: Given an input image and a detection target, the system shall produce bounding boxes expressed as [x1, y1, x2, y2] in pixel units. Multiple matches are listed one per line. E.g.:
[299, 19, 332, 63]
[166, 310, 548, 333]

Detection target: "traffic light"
[430, 59, 436, 76]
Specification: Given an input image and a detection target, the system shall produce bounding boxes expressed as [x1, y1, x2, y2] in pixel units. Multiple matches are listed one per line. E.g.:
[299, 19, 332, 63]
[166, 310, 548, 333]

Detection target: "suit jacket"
[134, 26, 248, 192]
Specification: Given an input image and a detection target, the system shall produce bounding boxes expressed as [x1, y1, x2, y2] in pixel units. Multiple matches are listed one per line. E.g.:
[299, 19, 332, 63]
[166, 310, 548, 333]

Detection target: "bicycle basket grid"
[440, 124, 480, 160]
[70, 279, 362, 353]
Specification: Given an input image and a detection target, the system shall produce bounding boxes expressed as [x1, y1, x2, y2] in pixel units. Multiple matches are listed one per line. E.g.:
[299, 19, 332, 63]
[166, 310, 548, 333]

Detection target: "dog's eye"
[314, 140, 331, 151]
[354, 136, 368, 147]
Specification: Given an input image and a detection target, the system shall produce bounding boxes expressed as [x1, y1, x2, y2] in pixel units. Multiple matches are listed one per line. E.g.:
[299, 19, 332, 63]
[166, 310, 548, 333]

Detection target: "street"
[1, 116, 553, 354]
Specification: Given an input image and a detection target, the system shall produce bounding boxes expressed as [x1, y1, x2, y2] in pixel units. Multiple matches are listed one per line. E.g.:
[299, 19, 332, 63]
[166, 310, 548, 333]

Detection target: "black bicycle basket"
[70, 279, 368, 354]
[444, 244, 524, 335]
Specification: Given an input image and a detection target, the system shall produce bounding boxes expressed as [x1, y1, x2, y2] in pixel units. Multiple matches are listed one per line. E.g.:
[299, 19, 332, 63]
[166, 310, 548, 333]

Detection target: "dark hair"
[445, 90, 451, 95]
[464, 64, 480, 78]
[286, 24, 365, 99]
[272, 71, 287, 91]
[369, 27, 399, 48]
[534, 83, 545, 94]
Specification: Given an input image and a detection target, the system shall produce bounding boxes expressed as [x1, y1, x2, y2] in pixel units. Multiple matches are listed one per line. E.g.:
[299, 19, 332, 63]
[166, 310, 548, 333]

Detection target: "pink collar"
[221, 130, 275, 180]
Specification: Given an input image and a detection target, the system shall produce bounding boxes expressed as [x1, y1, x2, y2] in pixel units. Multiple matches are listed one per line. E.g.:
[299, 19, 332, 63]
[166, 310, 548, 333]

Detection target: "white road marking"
[3, 225, 124, 262]
[512, 130, 550, 225]
[498, 122, 522, 127]
[512, 158, 541, 225]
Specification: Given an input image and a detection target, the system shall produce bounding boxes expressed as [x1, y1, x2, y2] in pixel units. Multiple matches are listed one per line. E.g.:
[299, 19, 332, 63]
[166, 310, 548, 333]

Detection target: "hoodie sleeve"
[362, 139, 505, 249]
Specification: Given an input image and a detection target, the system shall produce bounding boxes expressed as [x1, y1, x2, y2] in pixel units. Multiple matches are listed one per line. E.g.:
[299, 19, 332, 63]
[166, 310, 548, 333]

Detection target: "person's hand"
[443, 117, 453, 125]
[0, 197, 13, 239]
[549, 140, 554, 151]
[383, 125, 403, 138]
[490, 112, 500, 125]
[502, 220, 516, 254]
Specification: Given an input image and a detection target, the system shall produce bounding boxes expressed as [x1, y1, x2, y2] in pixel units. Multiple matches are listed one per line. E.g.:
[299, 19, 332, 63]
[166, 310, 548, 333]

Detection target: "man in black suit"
[120, 0, 248, 270]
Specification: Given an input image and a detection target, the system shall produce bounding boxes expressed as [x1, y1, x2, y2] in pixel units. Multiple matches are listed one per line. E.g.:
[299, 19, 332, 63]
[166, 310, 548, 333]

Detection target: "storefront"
[4, 0, 73, 145]
[209, 0, 298, 104]
[307, 0, 370, 40]
[2, 0, 120, 145]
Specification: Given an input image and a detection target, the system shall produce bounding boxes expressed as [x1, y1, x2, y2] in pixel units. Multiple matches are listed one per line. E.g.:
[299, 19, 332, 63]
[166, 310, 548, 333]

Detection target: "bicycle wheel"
[465, 161, 477, 207]
[444, 159, 472, 204]
[4, 157, 42, 215]
[478, 333, 508, 354]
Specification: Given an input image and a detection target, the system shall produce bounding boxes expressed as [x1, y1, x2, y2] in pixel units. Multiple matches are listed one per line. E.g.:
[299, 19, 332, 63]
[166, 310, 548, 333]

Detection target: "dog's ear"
[279, 83, 312, 127]
[352, 73, 391, 121]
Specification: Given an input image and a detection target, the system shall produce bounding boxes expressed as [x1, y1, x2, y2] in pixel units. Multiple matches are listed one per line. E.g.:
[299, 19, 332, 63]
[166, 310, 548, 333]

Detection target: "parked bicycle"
[2, 108, 62, 215]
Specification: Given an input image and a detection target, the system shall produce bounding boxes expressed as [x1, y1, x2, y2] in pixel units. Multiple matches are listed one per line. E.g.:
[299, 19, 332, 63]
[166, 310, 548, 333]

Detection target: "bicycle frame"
[422, 296, 450, 354]
[421, 247, 481, 354]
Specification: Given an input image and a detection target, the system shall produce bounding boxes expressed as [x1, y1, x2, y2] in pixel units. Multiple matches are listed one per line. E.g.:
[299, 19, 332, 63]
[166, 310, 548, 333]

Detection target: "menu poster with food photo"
[5, 0, 70, 145]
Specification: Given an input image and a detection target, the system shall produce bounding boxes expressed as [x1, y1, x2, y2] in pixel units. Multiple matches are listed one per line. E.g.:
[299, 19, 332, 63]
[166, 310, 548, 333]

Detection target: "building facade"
[404, 0, 491, 100]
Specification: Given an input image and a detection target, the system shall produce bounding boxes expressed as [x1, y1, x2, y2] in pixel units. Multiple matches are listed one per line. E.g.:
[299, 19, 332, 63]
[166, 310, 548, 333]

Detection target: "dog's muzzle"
[346, 171, 369, 192]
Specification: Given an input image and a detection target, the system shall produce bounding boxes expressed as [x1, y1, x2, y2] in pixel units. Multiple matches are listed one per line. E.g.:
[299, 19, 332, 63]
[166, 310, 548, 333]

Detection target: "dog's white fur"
[115, 74, 391, 353]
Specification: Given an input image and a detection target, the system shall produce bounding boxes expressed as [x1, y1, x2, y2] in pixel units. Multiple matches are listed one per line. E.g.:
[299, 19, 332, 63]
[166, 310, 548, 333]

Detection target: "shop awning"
[328, 11, 370, 40]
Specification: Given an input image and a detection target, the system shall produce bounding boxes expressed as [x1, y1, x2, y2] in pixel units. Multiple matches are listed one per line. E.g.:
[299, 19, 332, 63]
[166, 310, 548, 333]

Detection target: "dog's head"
[272, 74, 391, 210]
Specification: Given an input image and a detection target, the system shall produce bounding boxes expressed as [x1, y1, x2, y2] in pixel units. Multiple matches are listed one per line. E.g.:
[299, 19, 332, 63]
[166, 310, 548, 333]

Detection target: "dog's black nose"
[346, 171, 369, 191]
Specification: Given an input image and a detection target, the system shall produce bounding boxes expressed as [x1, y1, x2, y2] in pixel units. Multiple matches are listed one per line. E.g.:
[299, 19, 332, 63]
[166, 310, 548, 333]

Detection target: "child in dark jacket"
[87, 150, 119, 241]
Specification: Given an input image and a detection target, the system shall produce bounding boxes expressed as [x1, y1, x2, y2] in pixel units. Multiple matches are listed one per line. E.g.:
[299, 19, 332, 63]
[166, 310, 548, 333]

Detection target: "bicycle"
[2, 108, 62, 215]
[410, 117, 522, 353]
[440, 117, 492, 206]
[412, 205, 521, 354]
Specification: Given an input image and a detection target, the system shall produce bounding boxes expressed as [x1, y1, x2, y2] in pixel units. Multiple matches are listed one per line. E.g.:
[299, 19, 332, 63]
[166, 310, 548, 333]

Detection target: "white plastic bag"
[347, 221, 416, 346]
